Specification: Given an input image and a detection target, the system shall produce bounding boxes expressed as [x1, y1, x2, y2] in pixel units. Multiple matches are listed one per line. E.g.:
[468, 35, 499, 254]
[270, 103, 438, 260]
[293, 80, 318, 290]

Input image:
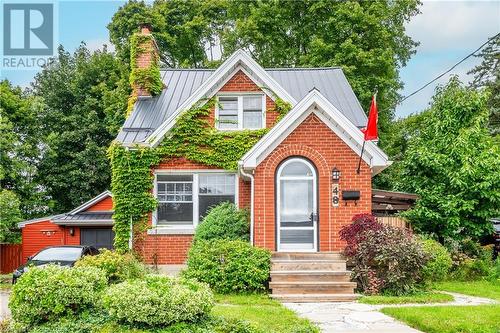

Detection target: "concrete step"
[270, 270, 352, 282]
[270, 281, 357, 295]
[272, 252, 344, 261]
[271, 259, 346, 271]
[270, 293, 360, 303]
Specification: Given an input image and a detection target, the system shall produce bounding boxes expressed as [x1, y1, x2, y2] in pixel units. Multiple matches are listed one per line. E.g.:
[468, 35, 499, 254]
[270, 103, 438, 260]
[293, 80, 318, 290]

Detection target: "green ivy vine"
[109, 98, 292, 252]
[129, 33, 163, 97]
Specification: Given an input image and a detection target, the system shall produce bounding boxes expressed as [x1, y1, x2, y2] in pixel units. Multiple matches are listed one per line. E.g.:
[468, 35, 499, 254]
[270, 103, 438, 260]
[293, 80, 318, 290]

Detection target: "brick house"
[115, 26, 390, 268]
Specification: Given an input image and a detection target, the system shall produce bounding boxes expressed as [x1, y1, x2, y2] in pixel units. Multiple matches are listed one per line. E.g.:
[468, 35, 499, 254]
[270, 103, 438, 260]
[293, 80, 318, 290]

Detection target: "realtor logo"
[3, 3, 53, 55]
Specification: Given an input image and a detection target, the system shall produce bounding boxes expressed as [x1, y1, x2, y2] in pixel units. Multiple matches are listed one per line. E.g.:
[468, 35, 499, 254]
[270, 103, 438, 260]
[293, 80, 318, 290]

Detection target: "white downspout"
[239, 164, 255, 246]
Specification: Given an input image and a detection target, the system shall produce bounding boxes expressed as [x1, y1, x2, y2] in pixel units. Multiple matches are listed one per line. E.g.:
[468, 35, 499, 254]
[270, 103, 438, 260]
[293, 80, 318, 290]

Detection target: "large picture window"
[155, 173, 236, 227]
[216, 94, 265, 130]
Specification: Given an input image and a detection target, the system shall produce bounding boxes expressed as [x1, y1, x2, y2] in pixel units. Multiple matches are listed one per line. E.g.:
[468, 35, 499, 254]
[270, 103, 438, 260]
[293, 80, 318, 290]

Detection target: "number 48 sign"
[332, 183, 340, 207]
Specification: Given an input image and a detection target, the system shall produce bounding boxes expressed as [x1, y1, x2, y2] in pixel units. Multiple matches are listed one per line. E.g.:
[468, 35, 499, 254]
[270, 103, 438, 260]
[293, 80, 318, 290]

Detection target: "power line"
[397, 32, 500, 105]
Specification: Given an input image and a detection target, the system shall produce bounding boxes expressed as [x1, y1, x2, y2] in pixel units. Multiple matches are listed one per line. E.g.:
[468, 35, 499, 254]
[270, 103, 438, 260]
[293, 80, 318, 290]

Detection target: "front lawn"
[382, 305, 500, 333]
[433, 280, 500, 301]
[213, 294, 319, 333]
[359, 291, 453, 304]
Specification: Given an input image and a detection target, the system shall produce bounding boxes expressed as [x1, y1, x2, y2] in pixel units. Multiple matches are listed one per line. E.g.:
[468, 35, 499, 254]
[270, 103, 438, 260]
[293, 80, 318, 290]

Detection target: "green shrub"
[184, 239, 271, 293]
[102, 275, 214, 326]
[9, 265, 106, 325]
[194, 202, 250, 242]
[74, 248, 146, 283]
[28, 310, 110, 333]
[420, 238, 452, 282]
[344, 225, 427, 295]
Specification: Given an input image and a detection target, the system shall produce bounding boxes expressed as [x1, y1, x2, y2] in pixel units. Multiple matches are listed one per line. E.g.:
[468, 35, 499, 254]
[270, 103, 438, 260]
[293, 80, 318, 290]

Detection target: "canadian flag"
[361, 95, 378, 141]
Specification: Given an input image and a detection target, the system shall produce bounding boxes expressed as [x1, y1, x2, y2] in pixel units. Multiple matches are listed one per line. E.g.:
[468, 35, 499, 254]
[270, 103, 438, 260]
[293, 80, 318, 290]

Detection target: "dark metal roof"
[116, 68, 367, 144]
[52, 212, 113, 226]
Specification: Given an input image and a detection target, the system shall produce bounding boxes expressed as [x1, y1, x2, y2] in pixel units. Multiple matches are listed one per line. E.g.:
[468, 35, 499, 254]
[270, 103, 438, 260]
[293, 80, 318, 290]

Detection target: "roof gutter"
[238, 162, 255, 247]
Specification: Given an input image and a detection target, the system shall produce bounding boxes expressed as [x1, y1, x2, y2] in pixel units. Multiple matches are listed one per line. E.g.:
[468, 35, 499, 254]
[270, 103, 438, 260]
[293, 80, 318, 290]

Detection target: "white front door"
[277, 158, 317, 252]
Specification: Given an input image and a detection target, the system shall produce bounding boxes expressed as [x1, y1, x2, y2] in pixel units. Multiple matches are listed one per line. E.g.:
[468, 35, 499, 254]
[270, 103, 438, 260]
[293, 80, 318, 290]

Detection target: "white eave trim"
[239, 90, 391, 176]
[68, 190, 113, 215]
[146, 49, 297, 147]
[17, 214, 65, 228]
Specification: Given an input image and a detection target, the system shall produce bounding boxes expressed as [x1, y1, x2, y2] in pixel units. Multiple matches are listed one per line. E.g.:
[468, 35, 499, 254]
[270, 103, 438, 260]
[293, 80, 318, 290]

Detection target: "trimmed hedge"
[74, 248, 146, 283]
[194, 202, 250, 242]
[102, 275, 214, 326]
[184, 239, 271, 293]
[9, 265, 107, 325]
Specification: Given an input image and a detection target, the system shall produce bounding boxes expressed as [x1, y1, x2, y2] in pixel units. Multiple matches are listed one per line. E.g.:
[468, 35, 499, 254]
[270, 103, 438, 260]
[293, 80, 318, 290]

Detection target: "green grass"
[434, 280, 500, 301]
[382, 305, 500, 333]
[359, 291, 453, 304]
[212, 293, 319, 333]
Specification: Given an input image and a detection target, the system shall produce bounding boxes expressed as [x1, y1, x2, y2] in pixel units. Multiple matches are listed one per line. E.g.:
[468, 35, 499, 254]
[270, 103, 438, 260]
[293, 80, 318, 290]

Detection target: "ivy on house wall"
[129, 33, 163, 100]
[109, 98, 292, 252]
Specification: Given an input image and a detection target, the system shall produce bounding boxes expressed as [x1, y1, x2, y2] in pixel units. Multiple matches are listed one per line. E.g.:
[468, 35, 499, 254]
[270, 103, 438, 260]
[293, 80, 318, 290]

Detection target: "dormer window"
[216, 94, 265, 130]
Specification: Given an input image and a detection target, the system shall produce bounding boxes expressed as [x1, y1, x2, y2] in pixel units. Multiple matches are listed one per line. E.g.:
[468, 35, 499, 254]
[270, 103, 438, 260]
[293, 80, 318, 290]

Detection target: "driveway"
[0, 290, 10, 320]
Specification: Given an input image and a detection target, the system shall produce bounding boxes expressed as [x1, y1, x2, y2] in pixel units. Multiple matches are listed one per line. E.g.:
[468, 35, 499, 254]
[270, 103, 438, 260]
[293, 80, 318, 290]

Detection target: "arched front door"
[276, 158, 318, 252]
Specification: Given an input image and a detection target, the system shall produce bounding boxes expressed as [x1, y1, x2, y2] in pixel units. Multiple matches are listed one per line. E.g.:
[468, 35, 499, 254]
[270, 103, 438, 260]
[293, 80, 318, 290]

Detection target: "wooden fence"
[0, 244, 22, 274]
[377, 216, 411, 230]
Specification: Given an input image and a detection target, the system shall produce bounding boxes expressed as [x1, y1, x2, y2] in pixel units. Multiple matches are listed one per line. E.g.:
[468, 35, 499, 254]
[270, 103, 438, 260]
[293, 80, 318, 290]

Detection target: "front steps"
[269, 252, 358, 302]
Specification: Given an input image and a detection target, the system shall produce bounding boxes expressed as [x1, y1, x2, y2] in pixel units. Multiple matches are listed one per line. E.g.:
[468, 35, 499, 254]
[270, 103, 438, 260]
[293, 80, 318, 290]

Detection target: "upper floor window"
[217, 94, 265, 130]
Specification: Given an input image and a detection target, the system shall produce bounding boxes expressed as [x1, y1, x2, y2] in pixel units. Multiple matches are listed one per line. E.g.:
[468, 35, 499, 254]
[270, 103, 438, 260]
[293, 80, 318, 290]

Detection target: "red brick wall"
[205, 70, 279, 128]
[253, 113, 372, 251]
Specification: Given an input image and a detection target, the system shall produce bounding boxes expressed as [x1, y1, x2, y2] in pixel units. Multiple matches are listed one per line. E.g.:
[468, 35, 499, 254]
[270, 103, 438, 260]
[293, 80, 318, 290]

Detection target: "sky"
[1, 0, 499, 118]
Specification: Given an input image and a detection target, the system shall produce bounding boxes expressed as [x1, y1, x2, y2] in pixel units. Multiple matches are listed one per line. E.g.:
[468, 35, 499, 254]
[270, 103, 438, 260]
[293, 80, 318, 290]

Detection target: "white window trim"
[215, 93, 266, 131]
[152, 171, 239, 232]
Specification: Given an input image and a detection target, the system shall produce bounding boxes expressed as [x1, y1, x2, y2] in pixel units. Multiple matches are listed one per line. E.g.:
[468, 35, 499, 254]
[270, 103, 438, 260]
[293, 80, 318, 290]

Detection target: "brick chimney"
[132, 23, 161, 97]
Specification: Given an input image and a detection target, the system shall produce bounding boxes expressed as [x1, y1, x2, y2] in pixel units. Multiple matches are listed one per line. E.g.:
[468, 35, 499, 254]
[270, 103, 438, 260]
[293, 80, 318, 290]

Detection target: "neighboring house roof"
[17, 214, 65, 228]
[239, 89, 391, 175]
[116, 50, 367, 146]
[52, 212, 113, 226]
[372, 189, 418, 215]
[18, 191, 113, 228]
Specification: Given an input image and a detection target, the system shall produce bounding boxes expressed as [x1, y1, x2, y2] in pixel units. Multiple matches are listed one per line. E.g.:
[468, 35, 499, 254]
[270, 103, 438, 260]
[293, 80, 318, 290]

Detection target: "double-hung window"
[155, 173, 236, 227]
[217, 94, 265, 130]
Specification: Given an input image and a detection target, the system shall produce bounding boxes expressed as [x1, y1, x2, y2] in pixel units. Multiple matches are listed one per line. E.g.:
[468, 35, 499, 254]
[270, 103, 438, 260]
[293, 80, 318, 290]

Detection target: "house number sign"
[332, 183, 340, 207]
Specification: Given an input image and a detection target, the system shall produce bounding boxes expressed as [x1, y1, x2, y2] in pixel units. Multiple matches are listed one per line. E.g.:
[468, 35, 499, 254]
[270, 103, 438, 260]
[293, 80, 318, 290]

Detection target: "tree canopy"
[397, 78, 500, 240]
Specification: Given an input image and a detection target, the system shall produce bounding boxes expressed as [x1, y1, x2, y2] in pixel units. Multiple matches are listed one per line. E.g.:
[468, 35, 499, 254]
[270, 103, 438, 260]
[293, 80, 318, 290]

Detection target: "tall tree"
[0, 190, 22, 243]
[469, 33, 499, 137]
[0, 80, 47, 217]
[31, 45, 129, 213]
[397, 78, 500, 240]
[107, 0, 421, 135]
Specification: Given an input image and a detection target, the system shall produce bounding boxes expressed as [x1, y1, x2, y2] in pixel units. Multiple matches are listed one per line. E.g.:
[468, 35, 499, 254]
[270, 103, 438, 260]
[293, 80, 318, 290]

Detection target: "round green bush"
[194, 202, 250, 242]
[420, 238, 452, 282]
[184, 239, 271, 293]
[9, 265, 107, 325]
[102, 275, 214, 326]
[74, 248, 146, 283]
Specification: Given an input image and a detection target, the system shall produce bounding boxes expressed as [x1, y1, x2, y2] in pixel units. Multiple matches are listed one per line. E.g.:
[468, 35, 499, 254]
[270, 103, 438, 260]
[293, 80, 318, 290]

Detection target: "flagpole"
[356, 140, 366, 174]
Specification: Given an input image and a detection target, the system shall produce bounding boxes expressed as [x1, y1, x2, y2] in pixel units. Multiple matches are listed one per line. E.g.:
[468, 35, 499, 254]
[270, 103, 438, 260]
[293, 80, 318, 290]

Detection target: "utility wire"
[397, 32, 500, 105]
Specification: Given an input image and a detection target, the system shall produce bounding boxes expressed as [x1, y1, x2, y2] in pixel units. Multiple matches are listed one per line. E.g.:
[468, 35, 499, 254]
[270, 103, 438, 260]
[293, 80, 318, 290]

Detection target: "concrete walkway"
[0, 291, 10, 321]
[283, 292, 498, 333]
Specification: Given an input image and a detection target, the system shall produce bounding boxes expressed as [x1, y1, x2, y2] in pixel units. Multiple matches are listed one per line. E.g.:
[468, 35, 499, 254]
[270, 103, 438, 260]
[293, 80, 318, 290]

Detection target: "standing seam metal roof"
[116, 68, 367, 144]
